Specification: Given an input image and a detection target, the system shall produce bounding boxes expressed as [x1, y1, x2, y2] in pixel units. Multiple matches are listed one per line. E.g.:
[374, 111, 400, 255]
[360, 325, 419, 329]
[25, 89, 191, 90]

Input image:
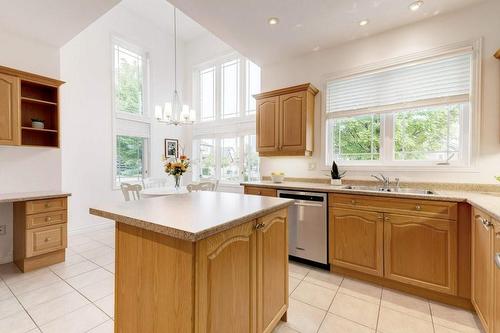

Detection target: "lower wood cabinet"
[384, 213, 457, 295]
[329, 208, 383, 277]
[471, 208, 494, 332]
[244, 186, 277, 197]
[196, 209, 288, 333]
[493, 219, 500, 333]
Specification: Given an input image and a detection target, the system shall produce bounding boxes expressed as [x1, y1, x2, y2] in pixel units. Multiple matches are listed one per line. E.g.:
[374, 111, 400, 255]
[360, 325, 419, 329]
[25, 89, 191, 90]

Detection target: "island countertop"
[89, 191, 294, 241]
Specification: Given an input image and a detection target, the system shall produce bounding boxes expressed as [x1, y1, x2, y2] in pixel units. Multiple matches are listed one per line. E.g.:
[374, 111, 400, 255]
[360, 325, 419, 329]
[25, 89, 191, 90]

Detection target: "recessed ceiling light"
[359, 19, 369, 26]
[312, 46, 320, 52]
[295, 23, 303, 28]
[268, 17, 279, 25]
[409, 1, 424, 11]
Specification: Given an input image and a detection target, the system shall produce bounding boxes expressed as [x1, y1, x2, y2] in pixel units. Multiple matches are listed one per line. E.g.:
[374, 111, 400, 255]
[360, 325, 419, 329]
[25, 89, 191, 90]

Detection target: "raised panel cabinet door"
[256, 209, 288, 333]
[0, 73, 20, 145]
[279, 92, 306, 152]
[329, 208, 384, 276]
[471, 208, 493, 332]
[493, 220, 500, 333]
[196, 220, 257, 333]
[384, 213, 457, 295]
[256, 96, 279, 153]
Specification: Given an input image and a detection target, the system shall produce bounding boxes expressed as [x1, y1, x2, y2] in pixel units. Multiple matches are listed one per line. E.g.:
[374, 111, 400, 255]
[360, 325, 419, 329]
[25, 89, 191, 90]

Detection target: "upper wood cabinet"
[0, 65, 63, 148]
[0, 73, 20, 145]
[384, 213, 457, 295]
[255, 83, 318, 156]
[471, 208, 494, 332]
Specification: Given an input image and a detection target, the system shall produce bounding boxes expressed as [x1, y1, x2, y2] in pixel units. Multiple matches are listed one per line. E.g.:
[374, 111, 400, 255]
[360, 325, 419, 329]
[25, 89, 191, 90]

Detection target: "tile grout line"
[375, 288, 384, 332]
[315, 277, 343, 333]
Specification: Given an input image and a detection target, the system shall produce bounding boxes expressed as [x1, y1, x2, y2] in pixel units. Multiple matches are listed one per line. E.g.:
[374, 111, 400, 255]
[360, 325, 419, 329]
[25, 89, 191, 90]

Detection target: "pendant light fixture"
[155, 7, 195, 125]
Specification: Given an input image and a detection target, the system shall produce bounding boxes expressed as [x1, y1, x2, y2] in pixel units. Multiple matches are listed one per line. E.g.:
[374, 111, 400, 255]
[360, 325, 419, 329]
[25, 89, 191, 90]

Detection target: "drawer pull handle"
[46, 217, 52, 222]
[475, 215, 492, 230]
[377, 215, 383, 219]
[44, 237, 51, 242]
[495, 253, 500, 269]
[351, 200, 356, 205]
[415, 205, 421, 211]
[255, 223, 266, 230]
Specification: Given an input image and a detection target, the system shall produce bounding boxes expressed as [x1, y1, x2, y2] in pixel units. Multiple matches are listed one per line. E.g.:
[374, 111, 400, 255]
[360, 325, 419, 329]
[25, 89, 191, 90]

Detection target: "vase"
[174, 174, 181, 189]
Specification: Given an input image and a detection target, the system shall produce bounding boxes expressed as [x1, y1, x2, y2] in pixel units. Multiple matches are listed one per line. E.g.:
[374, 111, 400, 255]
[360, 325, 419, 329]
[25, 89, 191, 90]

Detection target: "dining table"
[140, 186, 189, 198]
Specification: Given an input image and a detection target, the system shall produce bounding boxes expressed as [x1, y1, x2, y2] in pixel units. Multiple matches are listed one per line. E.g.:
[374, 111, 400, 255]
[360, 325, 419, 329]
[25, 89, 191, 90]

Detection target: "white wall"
[60, 3, 187, 232]
[0, 31, 61, 263]
[260, 0, 500, 184]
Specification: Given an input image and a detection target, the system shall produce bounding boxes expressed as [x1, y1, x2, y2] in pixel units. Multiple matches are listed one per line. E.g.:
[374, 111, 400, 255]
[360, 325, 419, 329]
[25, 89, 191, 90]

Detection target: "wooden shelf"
[21, 97, 57, 106]
[21, 127, 58, 133]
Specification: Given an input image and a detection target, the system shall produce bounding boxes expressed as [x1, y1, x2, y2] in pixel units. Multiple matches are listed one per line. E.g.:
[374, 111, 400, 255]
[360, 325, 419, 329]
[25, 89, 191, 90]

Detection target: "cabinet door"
[196, 220, 257, 333]
[493, 220, 500, 333]
[0, 73, 20, 145]
[384, 213, 457, 295]
[472, 209, 493, 331]
[329, 208, 384, 276]
[256, 96, 279, 153]
[279, 92, 306, 152]
[257, 209, 288, 333]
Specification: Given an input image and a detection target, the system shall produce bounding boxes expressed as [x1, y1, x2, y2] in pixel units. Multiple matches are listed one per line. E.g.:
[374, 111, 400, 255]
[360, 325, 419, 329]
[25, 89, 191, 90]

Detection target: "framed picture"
[164, 139, 179, 159]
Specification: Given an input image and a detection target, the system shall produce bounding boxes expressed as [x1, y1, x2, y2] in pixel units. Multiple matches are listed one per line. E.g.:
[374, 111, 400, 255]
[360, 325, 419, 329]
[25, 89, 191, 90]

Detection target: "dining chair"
[186, 180, 219, 192]
[120, 183, 142, 201]
[142, 178, 169, 189]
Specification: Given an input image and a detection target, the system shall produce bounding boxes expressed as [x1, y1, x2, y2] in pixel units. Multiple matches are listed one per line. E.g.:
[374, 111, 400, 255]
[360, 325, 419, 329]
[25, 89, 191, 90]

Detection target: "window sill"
[321, 164, 479, 173]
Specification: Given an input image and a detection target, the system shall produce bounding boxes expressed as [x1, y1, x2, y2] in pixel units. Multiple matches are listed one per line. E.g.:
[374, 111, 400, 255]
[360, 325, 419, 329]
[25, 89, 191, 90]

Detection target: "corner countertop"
[0, 191, 72, 203]
[241, 181, 500, 221]
[89, 191, 294, 241]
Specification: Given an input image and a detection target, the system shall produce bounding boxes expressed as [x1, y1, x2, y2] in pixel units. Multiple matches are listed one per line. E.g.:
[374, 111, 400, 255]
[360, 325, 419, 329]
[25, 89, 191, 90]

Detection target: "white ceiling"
[121, 0, 208, 42]
[0, 0, 121, 47]
[167, 0, 486, 65]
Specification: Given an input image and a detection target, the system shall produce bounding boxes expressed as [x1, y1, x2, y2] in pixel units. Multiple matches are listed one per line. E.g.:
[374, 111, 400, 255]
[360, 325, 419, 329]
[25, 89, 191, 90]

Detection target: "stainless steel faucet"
[371, 173, 390, 190]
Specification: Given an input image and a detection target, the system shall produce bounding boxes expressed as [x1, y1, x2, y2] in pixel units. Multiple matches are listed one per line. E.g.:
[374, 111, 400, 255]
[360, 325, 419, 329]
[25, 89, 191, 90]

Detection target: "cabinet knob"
[44, 237, 51, 242]
[385, 216, 390, 222]
[351, 200, 356, 205]
[45, 203, 50, 208]
[46, 217, 52, 222]
[415, 205, 421, 211]
[255, 223, 266, 230]
[257, 191, 261, 195]
[377, 215, 383, 220]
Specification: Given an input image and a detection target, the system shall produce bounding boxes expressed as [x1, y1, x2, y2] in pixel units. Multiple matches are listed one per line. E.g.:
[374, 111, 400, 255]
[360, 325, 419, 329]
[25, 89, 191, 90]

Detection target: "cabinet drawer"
[329, 194, 457, 220]
[26, 210, 67, 229]
[244, 186, 277, 197]
[26, 197, 67, 215]
[26, 224, 67, 258]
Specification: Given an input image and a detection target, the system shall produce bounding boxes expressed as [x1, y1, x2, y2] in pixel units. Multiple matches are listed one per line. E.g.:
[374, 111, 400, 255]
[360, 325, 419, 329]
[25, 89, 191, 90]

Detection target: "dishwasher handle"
[495, 253, 500, 269]
[294, 201, 324, 208]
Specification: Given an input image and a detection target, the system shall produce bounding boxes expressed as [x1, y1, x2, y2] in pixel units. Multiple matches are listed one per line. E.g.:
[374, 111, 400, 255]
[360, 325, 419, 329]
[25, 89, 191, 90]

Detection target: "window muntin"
[114, 44, 144, 115]
[221, 60, 240, 119]
[325, 50, 473, 166]
[115, 135, 147, 184]
[245, 60, 261, 114]
[220, 137, 240, 181]
[243, 135, 259, 181]
[200, 67, 216, 121]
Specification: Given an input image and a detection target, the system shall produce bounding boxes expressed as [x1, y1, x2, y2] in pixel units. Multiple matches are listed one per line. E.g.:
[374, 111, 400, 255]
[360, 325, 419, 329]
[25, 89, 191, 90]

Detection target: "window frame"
[321, 39, 482, 172]
[111, 36, 151, 189]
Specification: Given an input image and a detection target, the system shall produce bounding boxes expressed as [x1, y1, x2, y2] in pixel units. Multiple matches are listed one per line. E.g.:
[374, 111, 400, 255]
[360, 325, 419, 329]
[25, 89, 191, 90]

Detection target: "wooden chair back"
[120, 183, 142, 201]
[186, 180, 219, 192]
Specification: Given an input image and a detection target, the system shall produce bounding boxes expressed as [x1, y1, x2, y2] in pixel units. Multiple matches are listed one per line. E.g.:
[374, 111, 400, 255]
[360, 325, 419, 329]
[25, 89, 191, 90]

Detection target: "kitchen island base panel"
[331, 265, 473, 311]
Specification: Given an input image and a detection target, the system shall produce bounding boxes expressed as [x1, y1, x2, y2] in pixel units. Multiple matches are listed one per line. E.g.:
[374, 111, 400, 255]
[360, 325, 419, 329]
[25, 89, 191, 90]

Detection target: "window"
[325, 49, 475, 167]
[192, 134, 259, 183]
[200, 67, 216, 121]
[116, 135, 147, 184]
[112, 38, 150, 187]
[245, 60, 261, 114]
[195, 55, 260, 121]
[221, 60, 240, 119]
[114, 44, 145, 115]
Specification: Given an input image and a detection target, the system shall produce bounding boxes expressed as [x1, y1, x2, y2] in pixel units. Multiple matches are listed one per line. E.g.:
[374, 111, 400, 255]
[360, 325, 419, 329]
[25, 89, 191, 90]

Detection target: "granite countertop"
[89, 191, 294, 241]
[0, 191, 72, 203]
[241, 181, 500, 221]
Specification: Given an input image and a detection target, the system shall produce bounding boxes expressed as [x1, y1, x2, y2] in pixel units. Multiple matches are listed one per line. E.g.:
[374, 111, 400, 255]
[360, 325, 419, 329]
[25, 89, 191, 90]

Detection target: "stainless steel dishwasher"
[277, 190, 328, 267]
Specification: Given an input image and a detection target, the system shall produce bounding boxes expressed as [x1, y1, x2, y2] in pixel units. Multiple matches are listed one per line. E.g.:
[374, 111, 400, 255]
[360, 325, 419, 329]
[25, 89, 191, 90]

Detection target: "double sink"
[342, 185, 437, 195]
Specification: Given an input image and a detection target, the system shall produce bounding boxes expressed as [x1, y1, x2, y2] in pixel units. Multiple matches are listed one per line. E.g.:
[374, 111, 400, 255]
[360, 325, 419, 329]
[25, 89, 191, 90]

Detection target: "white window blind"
[326, 52, 472, 116]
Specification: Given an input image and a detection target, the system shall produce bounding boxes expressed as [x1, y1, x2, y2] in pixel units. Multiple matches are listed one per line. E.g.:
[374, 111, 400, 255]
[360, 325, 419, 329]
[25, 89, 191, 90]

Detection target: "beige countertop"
[0, 191, 71, 203]
[242, 181, 500, 221]
[89, 191, 294, 241]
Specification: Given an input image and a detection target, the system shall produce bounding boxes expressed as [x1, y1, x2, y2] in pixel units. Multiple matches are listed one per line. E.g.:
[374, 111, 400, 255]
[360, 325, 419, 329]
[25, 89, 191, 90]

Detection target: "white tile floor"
[0, 224, 485, 333]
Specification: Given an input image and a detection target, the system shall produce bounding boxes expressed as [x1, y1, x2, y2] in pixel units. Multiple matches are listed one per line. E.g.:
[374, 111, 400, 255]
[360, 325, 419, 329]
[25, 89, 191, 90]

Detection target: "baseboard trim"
[0, 254, 13, 265]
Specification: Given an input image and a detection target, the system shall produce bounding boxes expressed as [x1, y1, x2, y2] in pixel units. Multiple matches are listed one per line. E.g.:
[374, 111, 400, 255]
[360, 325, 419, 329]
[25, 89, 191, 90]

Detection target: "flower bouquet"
[164, 155, 190, 188]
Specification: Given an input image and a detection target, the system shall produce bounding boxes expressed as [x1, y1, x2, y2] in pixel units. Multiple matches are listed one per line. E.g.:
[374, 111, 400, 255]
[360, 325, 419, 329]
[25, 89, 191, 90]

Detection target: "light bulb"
[154, 105, 163, 120]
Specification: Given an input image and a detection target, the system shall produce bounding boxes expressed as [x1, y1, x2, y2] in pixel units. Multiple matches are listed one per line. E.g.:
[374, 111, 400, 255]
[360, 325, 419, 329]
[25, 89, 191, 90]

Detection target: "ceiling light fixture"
[409, 1, 424, 11]
[359, 19, 369, 26]
[268, 17, 279, 25]
[312, 46, 320, 52]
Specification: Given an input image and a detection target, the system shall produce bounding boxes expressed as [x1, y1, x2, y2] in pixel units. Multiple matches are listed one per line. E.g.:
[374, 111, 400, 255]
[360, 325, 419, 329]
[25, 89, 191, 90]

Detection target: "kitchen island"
[90, 191, 293, 333]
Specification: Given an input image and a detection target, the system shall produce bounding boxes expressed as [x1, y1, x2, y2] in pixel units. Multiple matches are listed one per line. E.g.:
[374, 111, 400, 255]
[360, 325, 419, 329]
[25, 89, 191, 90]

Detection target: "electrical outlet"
[0, 224, 5, 235]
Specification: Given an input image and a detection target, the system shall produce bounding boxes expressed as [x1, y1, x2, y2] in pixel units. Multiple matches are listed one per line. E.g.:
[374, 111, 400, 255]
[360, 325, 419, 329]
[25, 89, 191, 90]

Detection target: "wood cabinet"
[244, 186, 277, 197]
[254, 83, 318, 157]
[13, 197, 68, 272]
[0, 65, 63, 148]
[115, 208, 288, 333]
[329, 208, 384, 276]
[493, 219, 500, 333]
[471, 208, 494, 332]
[0, 72, 20, 145]
[384, 213, 457, 295]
